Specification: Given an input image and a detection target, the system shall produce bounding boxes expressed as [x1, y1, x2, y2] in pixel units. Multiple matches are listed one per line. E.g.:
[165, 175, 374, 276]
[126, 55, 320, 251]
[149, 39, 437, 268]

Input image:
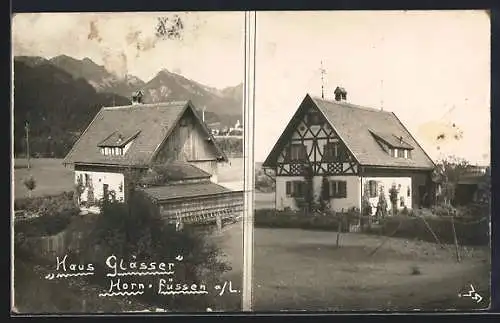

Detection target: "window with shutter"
[339, 181, 347, 198]
[329, 180, 347, 198]
[286, 181, 292, 195]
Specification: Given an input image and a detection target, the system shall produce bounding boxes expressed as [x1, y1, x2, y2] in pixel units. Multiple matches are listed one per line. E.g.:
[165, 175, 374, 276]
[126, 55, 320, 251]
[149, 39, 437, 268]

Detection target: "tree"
[389, 184, 399, 216]
[436, 155, 472, 206]
[74, 176, 85, 206]
[319, 175, 330, 212]
[23, 176, 36, 198]
[82, 195, 231, 311]
[376, 186, 388, 218]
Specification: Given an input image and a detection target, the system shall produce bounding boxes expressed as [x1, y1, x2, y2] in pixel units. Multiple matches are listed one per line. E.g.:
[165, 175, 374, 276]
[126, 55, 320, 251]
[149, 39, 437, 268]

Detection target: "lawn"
[252, 228, 490, 311]
[14, 158, 74, 199]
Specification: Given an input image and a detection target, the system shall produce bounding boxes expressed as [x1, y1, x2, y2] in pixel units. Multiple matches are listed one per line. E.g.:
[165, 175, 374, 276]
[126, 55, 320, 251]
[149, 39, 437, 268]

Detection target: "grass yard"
[252, 228, 490, 311]
[14, 159, 74, 199]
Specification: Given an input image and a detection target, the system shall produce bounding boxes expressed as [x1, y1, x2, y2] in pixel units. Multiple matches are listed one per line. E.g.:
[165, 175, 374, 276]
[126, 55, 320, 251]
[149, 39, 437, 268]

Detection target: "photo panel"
[253, 10, 491, 311]
[11, 11, 246, 313]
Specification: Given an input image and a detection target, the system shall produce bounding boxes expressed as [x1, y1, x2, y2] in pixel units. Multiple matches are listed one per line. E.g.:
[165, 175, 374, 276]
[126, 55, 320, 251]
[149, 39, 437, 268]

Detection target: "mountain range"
[13, 55, 243, 158]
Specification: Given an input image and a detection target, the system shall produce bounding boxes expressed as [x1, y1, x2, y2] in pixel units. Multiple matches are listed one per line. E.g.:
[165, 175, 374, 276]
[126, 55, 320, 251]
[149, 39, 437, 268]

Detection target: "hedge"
[365, 215, 489, 246]
[254, 208, 361, 232]
[254, 208, 489, 246]
[14, 191, 79, 237]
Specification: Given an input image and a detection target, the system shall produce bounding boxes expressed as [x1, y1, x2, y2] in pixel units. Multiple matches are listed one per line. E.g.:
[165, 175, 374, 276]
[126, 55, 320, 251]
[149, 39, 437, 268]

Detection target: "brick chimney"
[334, 86, 347, 102]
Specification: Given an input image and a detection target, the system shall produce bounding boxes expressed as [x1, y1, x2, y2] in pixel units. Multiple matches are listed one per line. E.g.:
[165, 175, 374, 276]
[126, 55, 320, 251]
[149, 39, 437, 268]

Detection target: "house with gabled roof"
[262, 88, 438, 215]
[63, 95, 243, 224]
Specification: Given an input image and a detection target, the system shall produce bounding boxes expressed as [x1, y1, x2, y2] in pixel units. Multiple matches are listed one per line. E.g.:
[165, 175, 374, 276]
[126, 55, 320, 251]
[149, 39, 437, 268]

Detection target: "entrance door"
[103, 184, 109, 202]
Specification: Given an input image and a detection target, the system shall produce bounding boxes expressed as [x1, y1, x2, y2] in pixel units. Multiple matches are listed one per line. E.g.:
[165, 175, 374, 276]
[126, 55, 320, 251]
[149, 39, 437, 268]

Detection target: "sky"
[254, 10, 490, 166]
[12, 11, 491, 166]
[12, 12, 245, 89]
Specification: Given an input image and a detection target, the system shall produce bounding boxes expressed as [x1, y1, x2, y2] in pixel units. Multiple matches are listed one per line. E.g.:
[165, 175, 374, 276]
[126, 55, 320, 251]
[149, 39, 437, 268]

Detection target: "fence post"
[451, 212, 461, 263]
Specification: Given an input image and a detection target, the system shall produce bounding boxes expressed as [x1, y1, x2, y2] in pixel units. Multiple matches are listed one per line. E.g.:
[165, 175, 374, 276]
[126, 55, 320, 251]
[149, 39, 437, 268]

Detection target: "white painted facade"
[75, 170, 125, 204]
[276, 174, 412, 215]
[275, 175, 361, 212]
[361, 176, 412, 215]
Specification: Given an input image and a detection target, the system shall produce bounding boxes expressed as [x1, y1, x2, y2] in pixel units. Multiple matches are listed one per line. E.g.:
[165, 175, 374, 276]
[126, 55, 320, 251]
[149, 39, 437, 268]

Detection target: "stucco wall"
[361, 176, 412, 215]
[275, 175, 361, 212]
[75, 170, 125, 203]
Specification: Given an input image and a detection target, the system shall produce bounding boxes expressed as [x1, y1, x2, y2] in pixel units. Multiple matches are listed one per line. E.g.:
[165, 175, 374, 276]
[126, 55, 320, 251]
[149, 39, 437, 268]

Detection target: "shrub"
[14, 191, 76, 216]
[410, 265, 422, 275]
[23, 176, 37, 197]
[254, 208, 357, 232]
[75, 193, 231, 311]
[364, 215, 489, 246]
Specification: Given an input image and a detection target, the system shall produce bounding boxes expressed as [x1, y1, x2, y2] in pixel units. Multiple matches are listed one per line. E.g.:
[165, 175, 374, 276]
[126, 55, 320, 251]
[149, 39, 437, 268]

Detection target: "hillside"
[48, 55, 146, 98]
[142, 69, 242, 126]
[13, 59, 131, 158]
[13, 55, 243, 158]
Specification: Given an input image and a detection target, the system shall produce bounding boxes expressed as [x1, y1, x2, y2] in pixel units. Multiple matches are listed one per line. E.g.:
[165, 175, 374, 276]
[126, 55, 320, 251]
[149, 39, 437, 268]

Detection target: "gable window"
[368, 180, 378, 198]
[289, 144, 307, 161]
[327, 180, 347, 198]
[323, 142, 339, 161]
[285, 181, 305, 197]
[306, 111, 322, 126]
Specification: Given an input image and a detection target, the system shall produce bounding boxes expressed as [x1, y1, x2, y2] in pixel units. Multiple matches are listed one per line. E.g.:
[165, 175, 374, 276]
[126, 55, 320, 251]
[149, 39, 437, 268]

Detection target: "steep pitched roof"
[152, 161, 212, 181]
[63, 100, 228, 167]
[263, 94, 435, 170]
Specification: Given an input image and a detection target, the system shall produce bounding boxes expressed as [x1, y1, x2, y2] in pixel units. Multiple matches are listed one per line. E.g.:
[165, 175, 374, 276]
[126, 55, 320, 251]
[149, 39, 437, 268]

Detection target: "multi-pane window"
[368, 180, 378, 198]
[325, 180, 347, 198]
[289, 144, 307, 161]
[100, 147, 124, 156]
[397, 149, 405, 158]
[323, 142, 339, 161]
[285, 181, 305, 197]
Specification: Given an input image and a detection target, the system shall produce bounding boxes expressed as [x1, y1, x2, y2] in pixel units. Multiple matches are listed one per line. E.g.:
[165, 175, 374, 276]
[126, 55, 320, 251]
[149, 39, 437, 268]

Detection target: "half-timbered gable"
[264, 93, 436, 213]
[268, 95, 359, 177]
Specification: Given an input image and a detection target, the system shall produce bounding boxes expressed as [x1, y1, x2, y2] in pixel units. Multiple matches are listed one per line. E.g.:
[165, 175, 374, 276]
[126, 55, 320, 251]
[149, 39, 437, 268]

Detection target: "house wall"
[155, 109, 217, 163]
[75, 170, 125, 204]
[154, 109, 220, 181]
[275, 175, 361, 212]
[361, 176, 412, 215]
[361, 167, 431, 208]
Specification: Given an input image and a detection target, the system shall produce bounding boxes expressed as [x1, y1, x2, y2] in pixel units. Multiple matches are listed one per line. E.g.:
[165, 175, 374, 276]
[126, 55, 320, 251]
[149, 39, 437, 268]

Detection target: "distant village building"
[63, 94, 243, 224]
[262, 89, 438, 215]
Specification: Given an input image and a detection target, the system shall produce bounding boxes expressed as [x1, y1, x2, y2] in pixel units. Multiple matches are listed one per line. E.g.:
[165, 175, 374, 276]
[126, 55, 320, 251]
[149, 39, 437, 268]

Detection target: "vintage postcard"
[11, 12, 246, 313]
[11, 9, 491, 314]
[253, 10, 491, 311]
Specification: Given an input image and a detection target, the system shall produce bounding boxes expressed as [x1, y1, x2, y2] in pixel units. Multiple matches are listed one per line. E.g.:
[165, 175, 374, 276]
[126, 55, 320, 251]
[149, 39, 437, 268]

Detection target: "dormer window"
[370, 130, 414, 160]
[98, 130, 141, 157]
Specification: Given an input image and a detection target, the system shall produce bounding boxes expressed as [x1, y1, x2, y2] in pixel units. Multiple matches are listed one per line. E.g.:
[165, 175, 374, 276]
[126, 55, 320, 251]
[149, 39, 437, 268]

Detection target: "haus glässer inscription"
[44, 254, 239, 297]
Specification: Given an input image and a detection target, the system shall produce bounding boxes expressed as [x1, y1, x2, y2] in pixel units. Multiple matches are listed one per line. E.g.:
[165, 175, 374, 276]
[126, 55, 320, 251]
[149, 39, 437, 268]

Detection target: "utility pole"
[320, 61, 326, 99]
[25, 121, 30, 169]
[380, 79, 384, 111]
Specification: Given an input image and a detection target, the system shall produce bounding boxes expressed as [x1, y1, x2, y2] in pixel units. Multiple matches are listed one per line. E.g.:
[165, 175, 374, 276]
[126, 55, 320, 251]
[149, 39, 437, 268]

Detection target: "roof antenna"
[320, 61, 326, 99]
[380, 79, 384, 111]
